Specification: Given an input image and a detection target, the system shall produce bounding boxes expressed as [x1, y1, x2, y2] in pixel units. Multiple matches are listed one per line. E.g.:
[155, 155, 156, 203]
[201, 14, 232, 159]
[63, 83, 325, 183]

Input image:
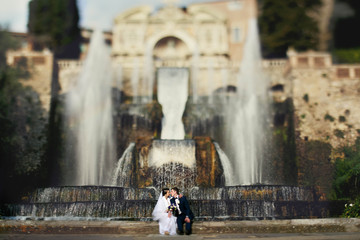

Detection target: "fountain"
[4, 8, 330, 221]
[65, 29, 115, 186]
[224, 18, 272, 185]
[157, 67, 188, 140]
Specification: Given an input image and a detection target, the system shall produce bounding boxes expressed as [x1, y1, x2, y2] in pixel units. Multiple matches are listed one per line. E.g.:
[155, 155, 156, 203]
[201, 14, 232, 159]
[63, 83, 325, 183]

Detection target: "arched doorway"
[153, 36, 190, 67]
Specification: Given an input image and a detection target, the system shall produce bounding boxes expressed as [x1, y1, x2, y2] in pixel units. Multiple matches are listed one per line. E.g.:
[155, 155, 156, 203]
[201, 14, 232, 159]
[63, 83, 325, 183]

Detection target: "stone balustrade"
[57, 60, 83, 69]
[333, 64, 360, 79]
[262, 59, 288, 68]
[6, 49, 53, 67]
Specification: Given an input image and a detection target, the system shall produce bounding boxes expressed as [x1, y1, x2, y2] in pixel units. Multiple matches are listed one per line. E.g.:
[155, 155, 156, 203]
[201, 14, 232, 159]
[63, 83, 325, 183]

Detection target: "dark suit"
[170, 195, 194, 234]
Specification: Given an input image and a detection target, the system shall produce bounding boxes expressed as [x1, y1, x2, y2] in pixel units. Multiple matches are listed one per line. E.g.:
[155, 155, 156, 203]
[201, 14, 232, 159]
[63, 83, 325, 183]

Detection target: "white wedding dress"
[152, 193, 177, 235]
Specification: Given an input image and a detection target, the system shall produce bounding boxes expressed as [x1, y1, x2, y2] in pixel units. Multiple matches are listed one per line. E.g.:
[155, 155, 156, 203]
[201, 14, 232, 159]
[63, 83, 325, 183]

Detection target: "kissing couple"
[152, 187, 194, 235]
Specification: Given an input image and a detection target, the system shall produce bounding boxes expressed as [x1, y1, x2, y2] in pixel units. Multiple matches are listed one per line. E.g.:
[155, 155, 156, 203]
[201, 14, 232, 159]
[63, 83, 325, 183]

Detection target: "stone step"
[1, 218, 359, 235]
[25, 185, 317, 204]
[5, 200, 329, 220]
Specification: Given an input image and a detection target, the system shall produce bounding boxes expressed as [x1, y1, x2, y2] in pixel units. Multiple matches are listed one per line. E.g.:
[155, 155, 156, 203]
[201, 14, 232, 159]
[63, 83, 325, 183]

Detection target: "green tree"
[332, 137, 360, 201]
[0, 27, 46, 205]
[27, 0, 81, 186]
[28, 0, 81, 59]
[332, 0, 360, 63]
[258, 0, 322, 58]
[333, 0, 360, 49]
[0, 29, 20, 70]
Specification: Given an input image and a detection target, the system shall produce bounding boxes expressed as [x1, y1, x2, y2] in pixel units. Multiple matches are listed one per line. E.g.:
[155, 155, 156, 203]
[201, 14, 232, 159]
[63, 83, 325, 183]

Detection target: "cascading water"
[149, 140, 195, 168]
[6, 5, 332, 222]
[112, 143, 135, 186]
[224, 18, 271, 185]
[149, 140, 197, 189]
[157, 67, 189, 140]
[213, 142, 235, 186]
[66, 29, 115, 186]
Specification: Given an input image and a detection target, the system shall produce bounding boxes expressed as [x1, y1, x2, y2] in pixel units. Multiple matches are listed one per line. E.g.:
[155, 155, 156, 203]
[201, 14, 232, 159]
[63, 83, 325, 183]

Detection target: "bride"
[152, 188, 177, 235]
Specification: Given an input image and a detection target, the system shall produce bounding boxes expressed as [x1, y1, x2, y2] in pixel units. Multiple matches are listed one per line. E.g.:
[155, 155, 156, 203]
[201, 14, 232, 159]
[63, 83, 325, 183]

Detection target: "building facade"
[6, 0, 360, 149]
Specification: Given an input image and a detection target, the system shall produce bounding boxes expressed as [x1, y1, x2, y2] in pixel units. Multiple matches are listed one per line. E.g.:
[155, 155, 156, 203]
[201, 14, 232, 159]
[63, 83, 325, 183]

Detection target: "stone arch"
[153, 36, 190, 60]
[146, 30, 197, 56]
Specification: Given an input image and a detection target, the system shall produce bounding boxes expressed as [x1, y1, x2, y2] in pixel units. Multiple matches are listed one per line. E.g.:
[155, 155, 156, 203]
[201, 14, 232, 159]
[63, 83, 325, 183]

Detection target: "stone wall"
[6, 49, 53, 113]
[283, 50, 360, 149]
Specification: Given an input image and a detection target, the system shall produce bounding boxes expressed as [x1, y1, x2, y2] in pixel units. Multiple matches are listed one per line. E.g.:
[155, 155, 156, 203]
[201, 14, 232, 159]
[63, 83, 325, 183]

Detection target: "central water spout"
[157, 68, 188, 140]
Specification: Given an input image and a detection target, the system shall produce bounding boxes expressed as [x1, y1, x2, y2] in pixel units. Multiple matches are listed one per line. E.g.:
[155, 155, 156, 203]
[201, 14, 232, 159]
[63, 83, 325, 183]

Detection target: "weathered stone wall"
[6, 49, 53, 113]
[263, 50, 360, 199]
[282, 50, 360, 149]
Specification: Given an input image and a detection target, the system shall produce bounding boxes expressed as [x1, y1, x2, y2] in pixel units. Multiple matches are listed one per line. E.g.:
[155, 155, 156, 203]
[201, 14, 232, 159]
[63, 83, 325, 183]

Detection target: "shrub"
[334, 129, 344, 139]
[325, 114, 335, 122]
[332, 138, 360, 201]
[333, 48, 360, 64]
[339, 116, 346, 122]
[342, 198, 360, 218]
[303, 94, 309, 103]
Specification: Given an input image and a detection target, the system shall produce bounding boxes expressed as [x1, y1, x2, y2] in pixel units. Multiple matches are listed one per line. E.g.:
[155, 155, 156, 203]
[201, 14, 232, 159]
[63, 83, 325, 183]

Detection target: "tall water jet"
[224, 18, 271, 185]
[158, 68, 189, 139]
[66, 29, 115, 186]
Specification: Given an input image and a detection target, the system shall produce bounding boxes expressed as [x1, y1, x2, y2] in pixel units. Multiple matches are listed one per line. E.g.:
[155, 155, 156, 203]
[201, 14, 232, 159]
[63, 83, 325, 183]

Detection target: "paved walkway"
[1, 233, 360, 240]
[1, 218, 359, 239]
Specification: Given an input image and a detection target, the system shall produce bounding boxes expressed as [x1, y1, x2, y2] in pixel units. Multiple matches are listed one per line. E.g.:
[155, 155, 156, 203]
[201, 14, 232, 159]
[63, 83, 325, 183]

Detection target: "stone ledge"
[1, 218, 359, 235]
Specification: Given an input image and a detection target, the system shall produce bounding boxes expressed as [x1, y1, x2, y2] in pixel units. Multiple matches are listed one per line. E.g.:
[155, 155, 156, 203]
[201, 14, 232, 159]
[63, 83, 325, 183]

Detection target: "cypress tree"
[27, 0, 81, 59]
[258, 0, 322, 58]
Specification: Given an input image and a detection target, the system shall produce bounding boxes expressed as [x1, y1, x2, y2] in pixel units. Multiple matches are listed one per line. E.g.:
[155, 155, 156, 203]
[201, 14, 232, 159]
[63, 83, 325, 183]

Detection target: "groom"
[170, 187, 194, 235]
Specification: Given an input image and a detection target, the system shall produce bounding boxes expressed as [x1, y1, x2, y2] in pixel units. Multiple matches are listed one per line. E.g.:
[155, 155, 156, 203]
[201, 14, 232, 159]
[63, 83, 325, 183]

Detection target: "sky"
[0, 0, 215, 33]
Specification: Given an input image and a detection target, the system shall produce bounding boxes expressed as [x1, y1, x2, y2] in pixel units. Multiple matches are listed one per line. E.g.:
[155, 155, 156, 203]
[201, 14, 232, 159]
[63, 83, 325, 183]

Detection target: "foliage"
[324, 113, 335, 122]
[272, 98, 297, 185]
[303, 93, 309, 103]
[0, 28, 20, 71]
[334, 129, 344, 139]
[332, 138, 360, 201]
[332, 48, 360, 64]
[258, 0, 322, 58]
[333, 0, 360, 50]
[339, 116, 346, 123]
[299, 140, 333, 191]
[0, 27, 47, 204]
[41, 96, 66, 186]
[332, 0, 360, 63]
[342, 199, 360, 218]
[28, 0, 81, 58]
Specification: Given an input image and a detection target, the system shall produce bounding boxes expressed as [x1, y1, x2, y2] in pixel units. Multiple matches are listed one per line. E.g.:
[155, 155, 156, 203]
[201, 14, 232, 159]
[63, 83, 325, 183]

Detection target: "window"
[232, 27, 242, 43]
[228, 0, 243, 10]
[298, 57, 309, 67]
[337, 68, 350, 78]
[355, 68, 360, 78]
[314, 57, 325, 67]
[32, 56, 45, 65]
